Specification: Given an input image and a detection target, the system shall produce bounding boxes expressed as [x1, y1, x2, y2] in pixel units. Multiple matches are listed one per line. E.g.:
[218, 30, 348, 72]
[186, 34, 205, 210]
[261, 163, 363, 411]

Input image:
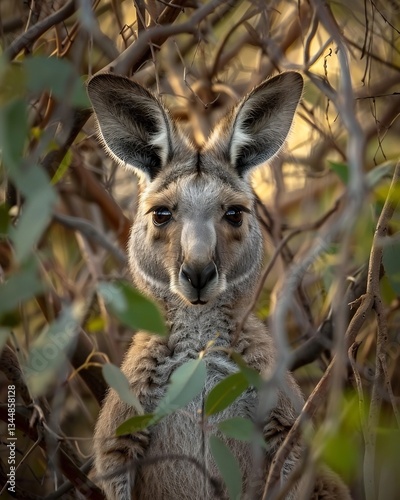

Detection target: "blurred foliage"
[0, 0, 399, 498]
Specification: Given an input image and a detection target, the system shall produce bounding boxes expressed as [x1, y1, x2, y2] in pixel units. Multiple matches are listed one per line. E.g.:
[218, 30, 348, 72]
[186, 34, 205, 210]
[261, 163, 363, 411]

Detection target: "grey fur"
[87, 73, 351, 499]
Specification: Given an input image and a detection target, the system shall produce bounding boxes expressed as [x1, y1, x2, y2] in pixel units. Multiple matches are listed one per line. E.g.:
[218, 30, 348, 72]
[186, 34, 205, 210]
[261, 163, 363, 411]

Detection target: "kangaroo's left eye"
[153, 207, 172, 226]
[224, 207, 243, 227]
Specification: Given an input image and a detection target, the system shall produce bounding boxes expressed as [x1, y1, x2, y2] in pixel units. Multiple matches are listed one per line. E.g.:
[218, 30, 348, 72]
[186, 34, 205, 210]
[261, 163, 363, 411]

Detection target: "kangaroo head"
[87, 73, 303, 308]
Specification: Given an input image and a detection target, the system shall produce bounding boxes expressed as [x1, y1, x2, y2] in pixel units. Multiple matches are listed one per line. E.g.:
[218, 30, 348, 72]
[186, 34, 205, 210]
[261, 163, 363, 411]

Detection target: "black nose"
[181, 261, 217, 291]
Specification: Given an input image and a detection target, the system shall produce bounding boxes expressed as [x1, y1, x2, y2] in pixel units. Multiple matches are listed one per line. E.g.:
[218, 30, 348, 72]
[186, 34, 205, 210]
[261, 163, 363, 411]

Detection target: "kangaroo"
[87, 72, 351, 499]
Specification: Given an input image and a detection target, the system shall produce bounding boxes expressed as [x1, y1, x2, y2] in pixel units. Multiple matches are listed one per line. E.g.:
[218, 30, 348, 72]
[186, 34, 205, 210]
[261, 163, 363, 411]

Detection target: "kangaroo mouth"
[190, 299, 208, 305]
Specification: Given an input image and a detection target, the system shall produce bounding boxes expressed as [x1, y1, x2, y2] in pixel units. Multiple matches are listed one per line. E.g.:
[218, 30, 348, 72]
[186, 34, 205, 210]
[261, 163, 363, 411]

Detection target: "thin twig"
[348, 341, 368, 442]
[4, 0, 77, 60]
[364, 160, 400, 500]
[53, 212, 127, 265]
[380, 357, 400, 428]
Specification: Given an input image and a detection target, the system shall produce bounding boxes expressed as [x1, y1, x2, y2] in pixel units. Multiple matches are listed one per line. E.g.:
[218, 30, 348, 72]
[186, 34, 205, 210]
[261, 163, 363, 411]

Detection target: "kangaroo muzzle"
[180, 260, 218, 304]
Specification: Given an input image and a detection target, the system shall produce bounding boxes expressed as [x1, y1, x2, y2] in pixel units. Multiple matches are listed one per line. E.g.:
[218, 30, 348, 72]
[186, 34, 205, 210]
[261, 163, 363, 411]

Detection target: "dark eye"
[152, 207, 172, 226]
[224, 207, 243, 227]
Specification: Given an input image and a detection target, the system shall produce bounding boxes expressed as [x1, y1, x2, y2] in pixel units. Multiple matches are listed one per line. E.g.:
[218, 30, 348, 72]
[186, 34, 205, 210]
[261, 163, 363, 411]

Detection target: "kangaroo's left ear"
[206, 72, 303, 177]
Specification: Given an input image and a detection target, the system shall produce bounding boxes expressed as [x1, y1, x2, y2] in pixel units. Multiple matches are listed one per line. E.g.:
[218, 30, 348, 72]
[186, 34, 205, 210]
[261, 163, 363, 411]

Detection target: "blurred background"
[0, 0, 399, 498]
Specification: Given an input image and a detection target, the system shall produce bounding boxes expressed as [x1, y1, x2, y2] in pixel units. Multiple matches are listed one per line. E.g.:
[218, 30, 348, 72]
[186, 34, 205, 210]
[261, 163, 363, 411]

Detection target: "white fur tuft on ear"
[229, 128, 254, 167]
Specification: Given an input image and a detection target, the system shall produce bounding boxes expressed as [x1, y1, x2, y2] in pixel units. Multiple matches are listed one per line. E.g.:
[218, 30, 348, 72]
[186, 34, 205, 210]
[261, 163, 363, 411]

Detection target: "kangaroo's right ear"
[87, 74, 174, 182]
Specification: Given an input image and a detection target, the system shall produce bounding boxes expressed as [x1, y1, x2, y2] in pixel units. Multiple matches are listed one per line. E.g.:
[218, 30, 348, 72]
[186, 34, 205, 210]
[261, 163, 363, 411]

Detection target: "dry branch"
[4, 0, 78, 60]
[363, 161, 400, 500]
[104, 0, 230, 74]
[290, 265, 369, 370]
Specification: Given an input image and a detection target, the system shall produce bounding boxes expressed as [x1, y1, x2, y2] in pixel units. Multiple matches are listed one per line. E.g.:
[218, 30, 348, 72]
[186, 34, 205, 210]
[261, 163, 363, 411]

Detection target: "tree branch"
[104, 0, 230, 75]
[4, 0, 78, 60]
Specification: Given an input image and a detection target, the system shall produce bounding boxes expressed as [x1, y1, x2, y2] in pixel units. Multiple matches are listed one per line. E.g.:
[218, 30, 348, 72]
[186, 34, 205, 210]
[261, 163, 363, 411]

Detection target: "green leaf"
[209, 435, 242, 500]
[116, 414, 155, 436]
[24, 302, 85, 397]
[218, 417, 256, 441]
[329, 161, 394, 189]
[0, 98, 28, 170]
[328, 161, 349, 185]
[98, 281, 167, 335]
[102, 363, 143, 413]
[10, 182, 56, 262]
[0, 259, 43, 317]
[2, 160, 57, 263]
[382, 239, 400, 295]
[231, 352, 262, 389]
[24, 56, 90, 108]
[205, 371, 249, 416]
[155, 358, 207, 418]
[219, 417, 267, 449]
[10, 161, 52, 199]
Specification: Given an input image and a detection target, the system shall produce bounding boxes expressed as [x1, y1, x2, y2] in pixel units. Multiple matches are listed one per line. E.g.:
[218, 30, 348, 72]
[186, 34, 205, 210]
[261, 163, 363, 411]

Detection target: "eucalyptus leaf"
[209, 435, 242, 500]
[102, 363, 143, 413]
[219, 417, 267, 449]
[0, 98, 28, 170]
[98, 281, 167, 335]
[205, 371, 249, 416]
[231, 352, 262, 389]
[218, 417, 255, 441]
[24, 56, 89, 108]
[24, 302, 85, 397]
[155, 358, 207, 418]
[116, 414, 155, 436]
[11, 185, 56, 262]
[328, 161, 349, 185]
[329, 161, 394, 189]
[0, 259, 43, 317]
[11, 162, 53, 199]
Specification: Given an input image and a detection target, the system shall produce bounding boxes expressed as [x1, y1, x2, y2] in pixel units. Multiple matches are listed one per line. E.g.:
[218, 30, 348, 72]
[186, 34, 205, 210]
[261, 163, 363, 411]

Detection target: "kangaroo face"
[87, 72, 303, 307]
[130, 171, 262, 306]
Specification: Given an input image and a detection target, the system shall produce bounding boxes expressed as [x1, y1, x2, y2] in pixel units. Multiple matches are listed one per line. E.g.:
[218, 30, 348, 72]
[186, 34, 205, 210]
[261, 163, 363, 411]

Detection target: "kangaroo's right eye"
[152, 207, 172, 226]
